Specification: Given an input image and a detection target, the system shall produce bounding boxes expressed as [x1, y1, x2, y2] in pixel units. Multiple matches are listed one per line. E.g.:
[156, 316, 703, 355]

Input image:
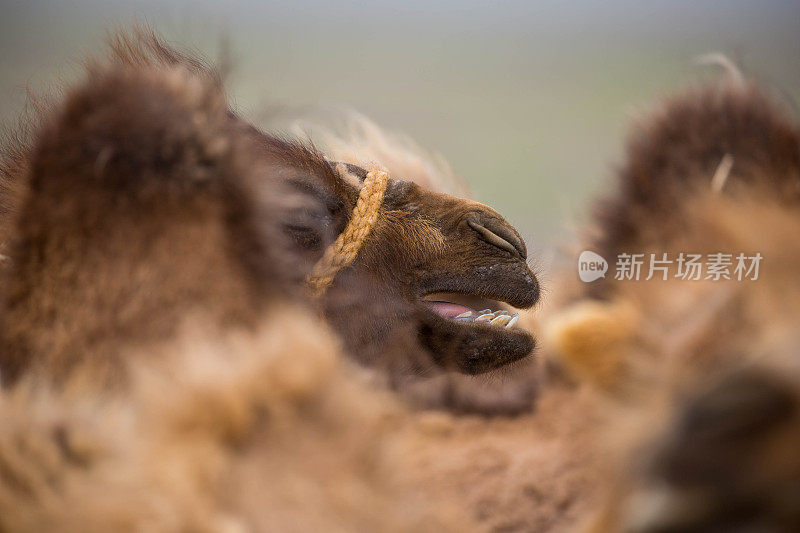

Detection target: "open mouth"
[412, 260, 539, 374]
[415, 288, 536, 374]
[420, 292, 522, 330]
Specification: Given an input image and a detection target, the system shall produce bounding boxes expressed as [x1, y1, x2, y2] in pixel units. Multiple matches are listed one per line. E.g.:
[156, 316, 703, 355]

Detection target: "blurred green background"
[2, 0, 798, 258]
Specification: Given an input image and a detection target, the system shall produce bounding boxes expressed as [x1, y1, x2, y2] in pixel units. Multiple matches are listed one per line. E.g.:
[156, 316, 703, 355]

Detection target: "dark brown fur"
[324, 178, 538, 375]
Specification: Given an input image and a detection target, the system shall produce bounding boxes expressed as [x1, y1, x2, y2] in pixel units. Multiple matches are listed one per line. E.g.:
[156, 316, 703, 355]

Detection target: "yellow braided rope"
[306, 165, 389, 297]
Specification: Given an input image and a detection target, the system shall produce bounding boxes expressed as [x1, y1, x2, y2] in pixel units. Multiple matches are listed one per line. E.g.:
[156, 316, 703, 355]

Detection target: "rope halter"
[305, 164, 389, 297]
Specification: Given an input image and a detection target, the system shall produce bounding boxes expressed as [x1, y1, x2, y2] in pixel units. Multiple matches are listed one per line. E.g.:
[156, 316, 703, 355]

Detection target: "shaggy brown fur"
[587, 79, 800, 299]
[0, 28, 540, 391]
[394, 383, 608, 531]
[1, 62, 285, 384]
[545, 74, 800, 531]
[11, 26, 800, 533]
[0, 27, 598, 533]
[0, 308, 470, 532]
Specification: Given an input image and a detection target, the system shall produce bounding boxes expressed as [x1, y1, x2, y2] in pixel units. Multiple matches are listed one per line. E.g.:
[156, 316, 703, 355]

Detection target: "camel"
[0, 27, 540, 532]
[2, 25, 798, 533]
[0, 28, 540, 399]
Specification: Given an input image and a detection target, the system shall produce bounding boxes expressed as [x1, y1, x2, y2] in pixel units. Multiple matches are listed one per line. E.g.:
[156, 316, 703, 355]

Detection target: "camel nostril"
[467, 218, 527, 260]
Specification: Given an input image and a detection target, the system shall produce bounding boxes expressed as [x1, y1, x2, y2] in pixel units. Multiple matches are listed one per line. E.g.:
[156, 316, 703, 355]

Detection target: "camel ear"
[327, 161, 366, 204]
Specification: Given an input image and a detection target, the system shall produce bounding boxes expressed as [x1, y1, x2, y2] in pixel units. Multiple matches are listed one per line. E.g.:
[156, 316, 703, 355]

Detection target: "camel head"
[284, 160, 540, 374]
[0, 29, 539, 385]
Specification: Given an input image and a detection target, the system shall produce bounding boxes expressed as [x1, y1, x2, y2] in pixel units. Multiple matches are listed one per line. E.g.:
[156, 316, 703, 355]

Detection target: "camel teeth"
[495, 310, 510, 316]
[454, 311, 473, 319]
[505, 315, 519, 329]
[478, 309, 492, 315]
[475, 313, 494, 323]
[490, 314, 512, 327]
